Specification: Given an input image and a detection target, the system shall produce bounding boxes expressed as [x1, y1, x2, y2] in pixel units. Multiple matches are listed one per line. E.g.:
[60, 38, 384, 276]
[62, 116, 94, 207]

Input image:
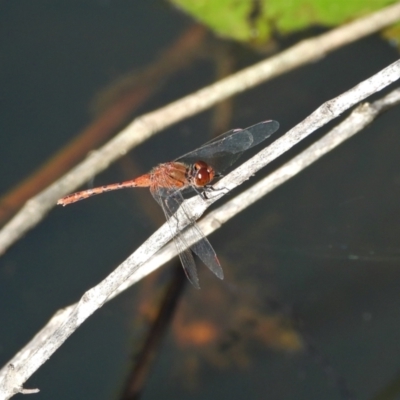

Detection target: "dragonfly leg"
[201, 184, 229, 200]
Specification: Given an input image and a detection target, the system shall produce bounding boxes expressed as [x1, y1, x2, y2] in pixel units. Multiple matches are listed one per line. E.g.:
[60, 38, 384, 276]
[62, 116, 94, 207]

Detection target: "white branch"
[0, 56, 399, 398]
[1, 2, 400, 255]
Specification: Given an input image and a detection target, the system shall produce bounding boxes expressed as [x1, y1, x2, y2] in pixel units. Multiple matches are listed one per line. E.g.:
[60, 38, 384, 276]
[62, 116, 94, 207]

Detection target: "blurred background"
[0, 1, 400, 399]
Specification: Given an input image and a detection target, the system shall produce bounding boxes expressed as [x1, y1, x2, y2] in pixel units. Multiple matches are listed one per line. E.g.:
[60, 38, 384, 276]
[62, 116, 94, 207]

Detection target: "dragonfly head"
[190, 161, 216, 188]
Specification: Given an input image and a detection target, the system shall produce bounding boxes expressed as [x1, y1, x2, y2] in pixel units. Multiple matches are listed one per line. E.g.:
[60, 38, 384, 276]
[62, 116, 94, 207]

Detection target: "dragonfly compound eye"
[193, 161, 215, 187]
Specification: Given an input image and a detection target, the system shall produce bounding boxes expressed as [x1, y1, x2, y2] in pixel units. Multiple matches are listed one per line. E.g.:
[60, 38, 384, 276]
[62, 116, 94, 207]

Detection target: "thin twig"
[1, 3, 400, 255]
[0, 24, 207, 226]
[115, 77, 400, 297]
[0, 59, 399, 400]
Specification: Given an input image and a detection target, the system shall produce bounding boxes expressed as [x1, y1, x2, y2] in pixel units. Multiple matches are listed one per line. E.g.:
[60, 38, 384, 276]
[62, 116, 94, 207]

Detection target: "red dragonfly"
[58, 120, 279, 288]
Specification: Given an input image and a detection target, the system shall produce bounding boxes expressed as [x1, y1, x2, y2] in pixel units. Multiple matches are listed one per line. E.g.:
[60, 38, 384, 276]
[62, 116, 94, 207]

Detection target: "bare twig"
[0, 24, 207, 226]
[1, 3, 400, 255]
[115, 77, 400, 297]
[0, 57, 399, 399]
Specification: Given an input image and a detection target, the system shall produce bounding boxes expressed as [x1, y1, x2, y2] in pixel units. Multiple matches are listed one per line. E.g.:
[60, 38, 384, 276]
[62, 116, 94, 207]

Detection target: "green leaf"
[171, 0, 396, 43]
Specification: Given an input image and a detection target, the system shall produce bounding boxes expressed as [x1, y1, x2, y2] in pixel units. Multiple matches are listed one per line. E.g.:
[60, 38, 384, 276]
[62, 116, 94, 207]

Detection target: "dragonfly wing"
[176, 120, 279, 173]
[176, 129, 252, 172]
[168, 191, 223, 280]
[242, 120, 280, 148]
[182, 224, 223, 279]
[152, 188, 200, 288]
[175, 240, 201, 289]
[152, 188, 223, 286]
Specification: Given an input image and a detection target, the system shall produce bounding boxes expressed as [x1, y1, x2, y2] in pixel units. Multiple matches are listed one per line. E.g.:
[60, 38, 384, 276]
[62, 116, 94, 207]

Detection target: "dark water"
[0, 2, 400, 400]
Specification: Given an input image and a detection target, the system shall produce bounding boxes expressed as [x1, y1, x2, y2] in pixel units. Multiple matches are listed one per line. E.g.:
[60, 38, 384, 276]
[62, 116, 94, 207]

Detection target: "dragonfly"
[58, 120, 279, 288]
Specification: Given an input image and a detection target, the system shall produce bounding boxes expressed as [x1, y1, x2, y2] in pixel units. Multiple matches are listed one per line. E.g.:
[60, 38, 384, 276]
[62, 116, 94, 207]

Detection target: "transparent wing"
[183, 223, 223, 279]
[151, 187, 223, 288]
[176, 120, 279, 173]
[152, 188, 200, 288]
